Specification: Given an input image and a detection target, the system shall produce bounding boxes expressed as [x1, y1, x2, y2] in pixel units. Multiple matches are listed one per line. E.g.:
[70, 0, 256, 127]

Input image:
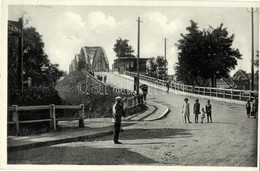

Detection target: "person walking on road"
[251, 98, 257, 119]
[246, 99, 251, 118]
[193, 99, 200, 123]
[104, 74, 107, 83]
[182, 98, 191, 124]
[166, 80, 170, 93]
[112, 96, 126, 144]
[206, 100, 212, 123]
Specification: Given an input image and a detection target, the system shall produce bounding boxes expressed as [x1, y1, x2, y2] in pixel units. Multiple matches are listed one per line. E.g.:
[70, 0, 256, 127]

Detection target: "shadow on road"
[8, 146, 157, 165]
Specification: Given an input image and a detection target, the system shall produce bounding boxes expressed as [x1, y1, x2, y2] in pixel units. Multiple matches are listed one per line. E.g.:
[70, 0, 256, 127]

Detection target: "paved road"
[8, 73, 258, 166]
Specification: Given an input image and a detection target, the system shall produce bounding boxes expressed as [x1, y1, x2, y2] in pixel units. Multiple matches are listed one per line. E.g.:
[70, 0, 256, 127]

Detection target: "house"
[113, 57, 150, 74]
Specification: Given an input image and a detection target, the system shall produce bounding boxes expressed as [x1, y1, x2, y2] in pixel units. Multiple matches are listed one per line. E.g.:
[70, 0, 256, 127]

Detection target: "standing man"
[193, 99, 200, 123]
[112, 96, 126, 144]
[140, 84, 148, 101]
[246, 99, 251, 118]
[206, 100, 212, 123]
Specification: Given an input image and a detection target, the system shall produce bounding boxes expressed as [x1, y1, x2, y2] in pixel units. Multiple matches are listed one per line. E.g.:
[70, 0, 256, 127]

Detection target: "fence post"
[209, 88, 212, 96]
[79, 104, 85, 128]
[216, 89, 218, 97]
[12, 105, 20, 135]
[231, 89, 233, 99]
[203, 87, 206, 95]
[50, 104, 56, 131]
[249, 91, 251, 101]
[239, 91, 242, 100]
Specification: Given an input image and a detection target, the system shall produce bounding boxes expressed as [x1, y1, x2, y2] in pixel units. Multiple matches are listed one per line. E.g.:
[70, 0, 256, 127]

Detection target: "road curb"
[8, 130, 114, 152]
[144, 102, 170, 121]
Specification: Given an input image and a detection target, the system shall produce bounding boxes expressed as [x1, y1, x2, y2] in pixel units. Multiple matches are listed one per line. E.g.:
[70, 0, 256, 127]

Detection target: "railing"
[8, 104, 85, 134]
[123, 94, 144, 116]
[124, 71, 258, 101]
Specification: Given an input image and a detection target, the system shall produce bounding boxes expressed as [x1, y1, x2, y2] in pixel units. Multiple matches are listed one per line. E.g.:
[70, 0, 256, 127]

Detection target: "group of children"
[182, 98, 212, 124]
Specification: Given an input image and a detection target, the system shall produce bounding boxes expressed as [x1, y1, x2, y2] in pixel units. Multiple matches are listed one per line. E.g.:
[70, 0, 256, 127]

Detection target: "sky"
[8, 5, 259, 75]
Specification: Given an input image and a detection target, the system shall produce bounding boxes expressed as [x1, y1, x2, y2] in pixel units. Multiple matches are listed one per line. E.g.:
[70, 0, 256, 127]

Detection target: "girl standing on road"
[205, 100, 212, 123]
[182, 98, 192, 124]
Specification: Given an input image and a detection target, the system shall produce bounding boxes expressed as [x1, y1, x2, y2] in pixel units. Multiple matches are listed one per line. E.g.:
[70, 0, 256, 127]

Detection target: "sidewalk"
[8, 101, 169, 152]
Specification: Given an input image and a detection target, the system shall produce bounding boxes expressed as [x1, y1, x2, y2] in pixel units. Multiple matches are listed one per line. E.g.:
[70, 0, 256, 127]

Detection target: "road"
[8, 73, 258, 166]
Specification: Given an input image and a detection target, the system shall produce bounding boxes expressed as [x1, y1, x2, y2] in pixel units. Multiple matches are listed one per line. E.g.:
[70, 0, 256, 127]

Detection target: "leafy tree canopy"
[146, 56, 167, 80]
[175, 20, 242, 86]
[8, 25, 64, 88]
[113, 37, 134, 58]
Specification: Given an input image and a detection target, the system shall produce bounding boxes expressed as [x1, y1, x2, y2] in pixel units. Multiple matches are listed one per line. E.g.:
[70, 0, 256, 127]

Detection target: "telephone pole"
[247, 7, 258, 91]
[164, 38, 167, 60]
[136, 17, 142, 95]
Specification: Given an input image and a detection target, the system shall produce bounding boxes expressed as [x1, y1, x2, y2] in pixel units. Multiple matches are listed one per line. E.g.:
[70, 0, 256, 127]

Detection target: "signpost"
[8, 18, 23, 92]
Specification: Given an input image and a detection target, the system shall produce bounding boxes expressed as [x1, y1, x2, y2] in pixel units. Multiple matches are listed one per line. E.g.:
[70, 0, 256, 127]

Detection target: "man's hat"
[115, 96, 122, 101]
[184, 98, 188, 101]
[195, 99, 199, 102]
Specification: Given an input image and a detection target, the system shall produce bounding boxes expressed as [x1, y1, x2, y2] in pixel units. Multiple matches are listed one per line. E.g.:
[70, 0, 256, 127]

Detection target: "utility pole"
[247, 7, 258, 91]
[136, 17, 142, 95]
[164, 38, 167, 60]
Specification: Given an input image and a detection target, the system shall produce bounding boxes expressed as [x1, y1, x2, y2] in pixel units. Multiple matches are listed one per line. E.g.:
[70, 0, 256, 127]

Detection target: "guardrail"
[124, 71, 258, 101]
[8, 104, 85, 134]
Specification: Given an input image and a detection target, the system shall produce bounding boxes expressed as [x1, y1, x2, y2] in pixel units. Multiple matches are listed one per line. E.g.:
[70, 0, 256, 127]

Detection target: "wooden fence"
[124, 71, 258, 101]
[8, 104, 85, 134]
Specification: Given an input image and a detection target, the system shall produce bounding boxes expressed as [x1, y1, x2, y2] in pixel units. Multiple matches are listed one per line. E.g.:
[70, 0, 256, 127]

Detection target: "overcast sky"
[8, 5, 259, 75]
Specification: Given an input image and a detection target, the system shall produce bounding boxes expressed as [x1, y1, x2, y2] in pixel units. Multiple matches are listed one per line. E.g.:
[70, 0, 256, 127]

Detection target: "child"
[246, 99, 251, 118]
[201, 108, 206, 123]
[193, 99, 200, 123]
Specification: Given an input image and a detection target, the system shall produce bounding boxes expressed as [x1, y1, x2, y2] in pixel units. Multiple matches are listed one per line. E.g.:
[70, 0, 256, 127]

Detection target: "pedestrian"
[251, 98, 257, 119]
[182, 98, 191, 124]
[140, 84, 148, 101]
[100, 75, 103, 82]
[205, 100, 212, 123]
[104, 74, 107, 83]
[112, 96, 126, 144]
[166, 80, 170, 93]
[246, 99, 251, 118]
[201, 107, 206, 123]
[193, 99, 200, 123]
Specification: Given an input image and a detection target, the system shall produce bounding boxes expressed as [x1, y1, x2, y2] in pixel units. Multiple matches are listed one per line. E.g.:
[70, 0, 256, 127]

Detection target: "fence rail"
[8, 104, 85, 134]
[124, 71, 258, 101]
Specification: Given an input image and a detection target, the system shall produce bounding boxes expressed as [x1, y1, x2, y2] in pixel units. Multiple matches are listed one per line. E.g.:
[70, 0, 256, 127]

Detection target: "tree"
[8, 26, 63, 88]
[146, 56, 167, 80]
[113, 37, 134, 58]
[146, 57, 157, 77]
[156, 56, 168, 80]
[175, 20, 242, 86]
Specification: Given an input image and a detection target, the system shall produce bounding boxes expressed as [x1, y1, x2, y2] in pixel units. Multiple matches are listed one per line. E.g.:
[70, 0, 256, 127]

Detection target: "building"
[113, 57, 150, 74]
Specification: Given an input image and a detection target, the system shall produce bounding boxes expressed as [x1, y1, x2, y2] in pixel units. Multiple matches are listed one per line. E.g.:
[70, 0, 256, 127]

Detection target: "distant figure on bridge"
[246, 99, 251, 118]
[205, 100, 212, 123]
[193, 99, 200, 123]
[182, 98, 191, 124]
[104, 74, 107, 83]
[112, 96, 126, 144]
[166, 80, 170, 93]
[140, 84, 148, 101]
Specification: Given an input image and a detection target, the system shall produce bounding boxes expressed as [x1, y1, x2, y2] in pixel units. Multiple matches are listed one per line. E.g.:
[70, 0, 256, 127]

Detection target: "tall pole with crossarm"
[247, 7, 258, 91]
[136, 17, 141, 95]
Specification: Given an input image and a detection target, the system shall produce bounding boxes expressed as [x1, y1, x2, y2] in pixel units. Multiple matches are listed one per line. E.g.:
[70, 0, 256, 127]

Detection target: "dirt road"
[8, 87, 258, 166]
